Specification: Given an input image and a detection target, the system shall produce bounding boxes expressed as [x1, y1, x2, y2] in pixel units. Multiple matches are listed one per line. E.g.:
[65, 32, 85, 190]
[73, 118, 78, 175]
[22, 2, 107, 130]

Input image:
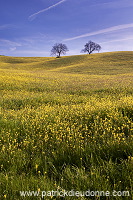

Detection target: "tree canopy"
[51, 43, 69, 58]
[81, 41, 101, 54]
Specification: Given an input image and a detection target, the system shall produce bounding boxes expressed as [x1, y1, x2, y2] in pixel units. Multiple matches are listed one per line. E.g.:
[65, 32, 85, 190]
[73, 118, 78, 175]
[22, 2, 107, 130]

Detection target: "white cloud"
[0, 24, 13, 30]
[64, 23, 133, 41]
[100, 37, 133, 44]
[28, 0, 66, 21]
[91, 0, 133, 9]
[9, 47, 17, 51]
[0, 39, 21, 47]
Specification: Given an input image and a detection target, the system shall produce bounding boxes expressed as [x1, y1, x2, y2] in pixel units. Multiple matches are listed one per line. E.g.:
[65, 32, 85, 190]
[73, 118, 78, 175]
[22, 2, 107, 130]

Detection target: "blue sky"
[0, 0, 133, 56]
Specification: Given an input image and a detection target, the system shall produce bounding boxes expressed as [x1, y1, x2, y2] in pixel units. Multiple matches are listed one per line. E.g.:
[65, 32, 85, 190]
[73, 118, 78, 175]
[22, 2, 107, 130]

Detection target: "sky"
[0, 0, 133, 57]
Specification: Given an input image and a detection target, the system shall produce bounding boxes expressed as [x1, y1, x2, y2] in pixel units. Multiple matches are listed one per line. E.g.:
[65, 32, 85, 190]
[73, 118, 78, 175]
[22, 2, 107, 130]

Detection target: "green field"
[0, 52, 133, 199]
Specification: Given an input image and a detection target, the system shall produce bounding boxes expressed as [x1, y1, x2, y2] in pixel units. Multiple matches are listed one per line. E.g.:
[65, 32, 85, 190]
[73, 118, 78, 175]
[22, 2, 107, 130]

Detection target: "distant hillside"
[0, 51, 133, 75]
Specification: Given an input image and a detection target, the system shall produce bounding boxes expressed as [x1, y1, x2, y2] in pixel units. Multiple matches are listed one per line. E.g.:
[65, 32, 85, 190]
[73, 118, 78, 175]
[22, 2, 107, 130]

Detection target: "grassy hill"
[0, 51, 133, 74]
[0, 52, 133, 199]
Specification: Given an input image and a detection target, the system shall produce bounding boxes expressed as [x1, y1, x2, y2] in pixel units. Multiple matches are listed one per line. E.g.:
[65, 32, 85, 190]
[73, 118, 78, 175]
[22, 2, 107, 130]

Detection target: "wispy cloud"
[28, 0, 66, 21]
[9, 47, 17, 51]
[0, 24, 13, 30]
[64, 23, 133, 41]
[101, 37, 133, 44]
[0, 39, 21, 47]
[91, 0, 133, 9]
[20, 33, 56, 46]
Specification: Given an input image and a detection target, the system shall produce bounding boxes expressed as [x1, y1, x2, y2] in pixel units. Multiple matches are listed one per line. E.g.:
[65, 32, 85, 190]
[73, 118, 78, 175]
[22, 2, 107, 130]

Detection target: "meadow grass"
[0, 52, 133, 199]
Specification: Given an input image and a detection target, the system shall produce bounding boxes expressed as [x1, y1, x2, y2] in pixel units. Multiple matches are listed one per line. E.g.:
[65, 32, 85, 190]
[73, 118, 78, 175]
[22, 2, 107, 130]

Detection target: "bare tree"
[51, 43, 69, 58]
[81, 41, 101, 54]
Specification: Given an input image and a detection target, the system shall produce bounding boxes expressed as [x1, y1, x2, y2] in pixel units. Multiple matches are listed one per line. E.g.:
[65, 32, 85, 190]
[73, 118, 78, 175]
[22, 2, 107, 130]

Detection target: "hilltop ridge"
[0, 51, 133, 75]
